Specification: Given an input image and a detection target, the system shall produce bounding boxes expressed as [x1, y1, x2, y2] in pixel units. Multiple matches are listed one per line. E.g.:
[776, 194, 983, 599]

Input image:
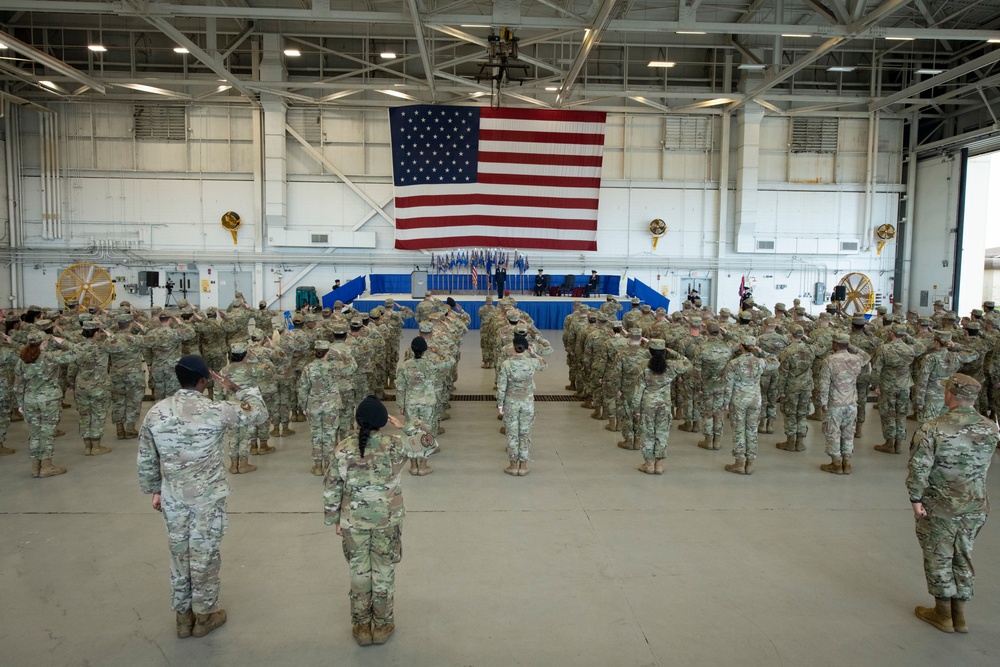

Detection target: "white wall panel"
[910, 156, 960, 311]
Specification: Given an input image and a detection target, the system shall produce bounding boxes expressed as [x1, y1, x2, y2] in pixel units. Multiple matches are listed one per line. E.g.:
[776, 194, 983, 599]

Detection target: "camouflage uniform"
[14, 339, 77, 461]
[245, 341, 278, 447]
[298, 346, 358, 473]
[915, 336, 977, 423]
[497, 351, 546, 463]
[145, 322, 194, 400]
[324, 427, 436, 630]
[396, 354, 448, 443]
[137, 385, 267, 616]
[817, 343, 870, 467]
[908, 396, 996, 604]
[694, 333, 735, 444]
[195, 315, 228, 372]
[607, 337, 650, 448]
[849, 324, 882, 432]
[107, 316, 147, 436]
[871, 327, 925, 451]
[217, 355, 258, 462]
[69, 333, 112, 442]
[756, 327, 790, 431]
[636, 345, 691, 465]
[722, 346, 779, 465]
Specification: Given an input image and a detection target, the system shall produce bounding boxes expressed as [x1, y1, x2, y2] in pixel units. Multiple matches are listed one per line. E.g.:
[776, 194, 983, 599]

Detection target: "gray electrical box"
[411, 271, 428, 299]
[814, 282, 826, 305]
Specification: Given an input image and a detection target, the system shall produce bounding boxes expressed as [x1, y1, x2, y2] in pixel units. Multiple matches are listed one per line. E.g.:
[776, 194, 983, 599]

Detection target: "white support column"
[734, 102, 764, 252]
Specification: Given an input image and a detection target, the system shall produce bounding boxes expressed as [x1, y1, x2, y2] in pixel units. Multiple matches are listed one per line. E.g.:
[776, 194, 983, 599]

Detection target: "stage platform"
[352, 293, 611, 330]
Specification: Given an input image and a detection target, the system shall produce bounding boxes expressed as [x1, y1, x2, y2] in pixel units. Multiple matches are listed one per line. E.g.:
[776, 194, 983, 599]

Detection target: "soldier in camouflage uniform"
[848, 316, 881, 438]
[221, 298, 254, 347]
[0, 331, 18, 456]
[414, 293, 443, 323]
[137, 354, 267, 639]
[722, 337, 779, 475]
[599, 295, 623, 318]
[145, 312, 195, 400]
[775, 325, 817, 452]
[218, 344, 260, 474]
[478, 296, 497, 367]
[69, 322, 113, 455]
[695, 321, 736, 450]
[381, 298, 413, 387]
[324, 396, 436, 646]
[817, 333, 871, 475]
[253, 300, 278, 334]
[107, 312, 147, 439]
[756, 318, 789, 435]
[608, 328, 650, 450]
[915, 331, 978, 423]
[195, 308, 228, 375]
[676, 317, 704, 432]
[957, 321, 990, 415]
[600, 322, 629, 432]
[622, 298, 643, 331]
[299, 341, 358, 476]
[497, 333, 546, 476]
[872, 325, 925, 454]
[245, 330, 279, 455]
[907, 373, 996, 634]
[396, 337, 446, 475]
[635, 339, 691, 474]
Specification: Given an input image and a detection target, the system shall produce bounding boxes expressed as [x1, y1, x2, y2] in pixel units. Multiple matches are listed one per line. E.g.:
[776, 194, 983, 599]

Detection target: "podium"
[411, 271, 428, 299]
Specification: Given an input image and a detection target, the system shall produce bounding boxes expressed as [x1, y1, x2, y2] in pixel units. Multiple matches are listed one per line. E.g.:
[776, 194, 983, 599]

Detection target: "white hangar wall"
[8, 102, 903, 314]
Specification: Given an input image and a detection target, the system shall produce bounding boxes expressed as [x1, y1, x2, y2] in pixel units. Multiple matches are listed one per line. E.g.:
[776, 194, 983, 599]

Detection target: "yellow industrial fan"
[222, 211, 241, 244]
[649, 218, 667, 250]
[876, 223, 896, 255]
[836, 272, 875, 315]
[57, 262, 116, 310]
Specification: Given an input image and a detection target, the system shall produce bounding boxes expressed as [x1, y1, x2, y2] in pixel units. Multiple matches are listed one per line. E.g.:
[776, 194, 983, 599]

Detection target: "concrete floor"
[1, 330, 999, 667]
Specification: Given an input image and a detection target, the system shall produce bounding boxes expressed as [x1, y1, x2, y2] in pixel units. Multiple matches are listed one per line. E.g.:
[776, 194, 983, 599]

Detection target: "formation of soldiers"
[563, 295, 1000, 476]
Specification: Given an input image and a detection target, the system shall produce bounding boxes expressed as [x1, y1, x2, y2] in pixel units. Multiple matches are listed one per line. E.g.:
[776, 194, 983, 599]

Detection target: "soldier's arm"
[323, 452, 346, 526]
[817, 361, 833, 409]
[136, 421, 162, 495]
[296, 368, 310, 409]
[668, 349, 693, 375]
[905, 425, 935, 503]
[496, 363, 508, 407]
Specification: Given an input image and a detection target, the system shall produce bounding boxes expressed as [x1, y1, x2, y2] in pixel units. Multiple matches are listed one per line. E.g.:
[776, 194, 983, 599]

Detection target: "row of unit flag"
[429, 249, 530, 275]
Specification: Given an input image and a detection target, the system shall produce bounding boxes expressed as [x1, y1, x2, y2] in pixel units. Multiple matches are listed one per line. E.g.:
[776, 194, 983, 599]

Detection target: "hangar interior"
[1, 2, 999, 666]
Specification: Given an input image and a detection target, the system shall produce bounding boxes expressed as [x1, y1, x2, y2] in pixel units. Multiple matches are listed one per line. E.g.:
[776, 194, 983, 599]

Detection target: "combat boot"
[724, 457, 746, 475]
[116, 423, 127, 440]
[820, 456, 843, 474]
[38, 459, 67, 477]
[352, 622, 373, 646]
[951, 599, 968, 633]
[0, 443, 15, 456]
[237, 457, 257, 474]
[854, 422, 863, 438]
[590, 407, 602, 419]
[84, 438, 93, 455]
[416, 459, 433, 476]
[697, 435, 712, 450]
[409, 459, 419, 475]
[311, 461, 323, 476]
[653, 459, 664, 475]
[914, 598, 954, 633]
[795, 434, 806, 452]
[270, 424, 280, 437]
[124, 426, 138, 439]
[257, 439, 276, 455]
[874, 438, 895, 454]
[581, 399, 593, 409]
[281, 424, 296, 436]
[441, 412, 451, 421]
[894, 439, 905, 454]
[11, 410, 22, 422]
[31, 459, 41, 478]
[632, 440, 642, 450]
[90, 439, 112, 456]
[765, 418, 774, 434]
[499, 425, 506, 435]
[229, 457, 239, 474]
[504, 460, 518, 476]
[437, 426, 446, 434]
[371, 623, 394, 645]
[54, 429, 65, 437]
[757, 420, 766, 434]
[842, 457, 852, 474]
[176, 610, 195, 639]
[677, 420, 690, 432]
[689, 420, 701, 433]
[192, 609, 227, 638]
[744, 458, 754, 475]
[617, 439, 632, 449]
[517, 460, 529, 476]
[712, 435, 722, 450]
[249, 440, 259, 455]
[637, 459, 656, 474]
[604, 417, 619, 431]
[776, 436, 795, 451]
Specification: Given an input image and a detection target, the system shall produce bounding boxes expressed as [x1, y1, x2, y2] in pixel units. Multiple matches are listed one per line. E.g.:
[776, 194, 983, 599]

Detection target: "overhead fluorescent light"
[217, 85, 231, 92]
[989, 39, 1000, 43]
[283, 49, 301, 57]
[38, 80, 57, 89]
[380, 52, 397, 59]
[460, 24, 490, 28]
[781, 33, 812, 38]
[88, 44, 107, 52]
[471, 91, 488, 97]
[827, 66, 855, 72]
[380, 89, 413, 99]
[648, 61, 676, 68]
[916, 68, 945, 75]
[886, 36, 915, 41]
[703, 98, 733, 106]
[738, 64, 767, 70]
[676, 31, 706, 35]
[545, 86, 558, 91]
[173, 47, 189, 54]
[0, 43, 7, 50]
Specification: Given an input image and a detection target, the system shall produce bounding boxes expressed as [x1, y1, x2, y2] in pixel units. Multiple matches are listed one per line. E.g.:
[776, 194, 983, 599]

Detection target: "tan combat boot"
[604, 417, 618, 431]
[249, 440, 259, 455]
[352, 622, 373, 646]
[776, 435, 795, 451]
[38, 459, 67, 477]
[795, 434, 806, 452]
[237, 457, 257, 473]
[689, 420, 701, 433]
[270, 424, 280, 437]
[84, 438, 93, 455]
[951, 599, 968, 633]
[31, 459, 41, 478]
[416, 459, 433, 476]
[564, 382, 575, 391]
[282, 424, 296, 436]
[744, 459, 755, 475]
[371, 622, 394, 645]
[176, 610, 195, 639]
[757, 420, 767, 434]
[54, 429, 66, 437]
[124, 426, 138, 439]
[581, 399, 593, 409]
[517, 460, 529, 476]
[874, 438, 895, 454]
[409, 459, 419, 475]
[765, 418, 774, 434]
[653, 459, 664, 475]
[697, 434, 712, 449]
[504, 460, 518, 476]
[820, 456, 843, 474]
[914, 598, 954, 633]
[677, 420, 690, 431]
[617, 438, 631, 449]
[894, 439, 906, 454]
[724, 457, 746, 475]
[854, 421, 863, 438]
[192, 609, 227, 638]
[90, 439, 112, 456]
[589, 407, 601, 419]
[637, 459, 656, 474]
[229, 457, 239, 474]
[842, 457, 852, 474]
[116, 423, 127, 440]
[0, 443, 15, 456]
[311, 461, 323, 476]
[711, 435, 722, 450]
[257, 439, 276, 455]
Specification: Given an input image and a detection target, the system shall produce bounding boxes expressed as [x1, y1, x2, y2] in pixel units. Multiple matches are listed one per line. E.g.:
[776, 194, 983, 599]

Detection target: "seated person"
[533, 269, 547, 296]
[583, 270, 600, 297]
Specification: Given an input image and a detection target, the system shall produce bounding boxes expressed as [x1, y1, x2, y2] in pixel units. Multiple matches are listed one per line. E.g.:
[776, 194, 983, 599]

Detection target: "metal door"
[680, 277, 712, 309]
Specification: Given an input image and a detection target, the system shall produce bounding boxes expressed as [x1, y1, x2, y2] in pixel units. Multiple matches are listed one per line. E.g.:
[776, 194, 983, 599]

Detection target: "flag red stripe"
[478, 129, 606, 146]
[477, 173, 602, 188]
[395, 193, 600, 210]
[480, 108, 607, 124]
[478, 151, 604, 167]
[396, 215, 598, 231]
[396, 236, 597, 251]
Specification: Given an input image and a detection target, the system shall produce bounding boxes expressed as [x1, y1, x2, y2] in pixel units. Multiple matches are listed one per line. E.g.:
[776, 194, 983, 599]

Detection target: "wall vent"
[840, 241, 859, 252]
[663, 116, 711, 151]
[311, 234, 329, 244]
[790, 118, 839, 154]
[133, 105, 186, 141]
[287, 107, 323, 144]
[756, 239, 775, 250]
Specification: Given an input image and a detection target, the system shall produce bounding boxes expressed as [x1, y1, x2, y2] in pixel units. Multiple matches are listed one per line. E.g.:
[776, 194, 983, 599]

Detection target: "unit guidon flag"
[389, 105, 607, 251]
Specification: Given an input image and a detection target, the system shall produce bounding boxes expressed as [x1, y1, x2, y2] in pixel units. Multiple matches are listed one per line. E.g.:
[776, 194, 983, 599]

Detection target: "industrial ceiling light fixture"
[88, 45, 107, 52]
[989, 39, 1000, 43]
[828, 66, 855, 72]
[738, 63, 767, 70]
[173, 46, 189, 54]
[781, 33, 813, 38]
[916, 68, 944, 75]
[886, 36, 915, 41]
[648, 61, 676, 67]
[284, 49, 301, 57]
[380, 51, 397, 59]
[676, 31, 706, 35]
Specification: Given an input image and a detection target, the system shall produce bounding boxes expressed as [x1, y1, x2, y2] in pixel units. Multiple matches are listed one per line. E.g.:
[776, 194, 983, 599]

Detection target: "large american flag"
[389, 106, 607, 251]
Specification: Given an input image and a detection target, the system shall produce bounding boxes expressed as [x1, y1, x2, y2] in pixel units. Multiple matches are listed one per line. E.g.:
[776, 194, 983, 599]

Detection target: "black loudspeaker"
[144, 271, 160, 288]
[833, 285, 847, 301]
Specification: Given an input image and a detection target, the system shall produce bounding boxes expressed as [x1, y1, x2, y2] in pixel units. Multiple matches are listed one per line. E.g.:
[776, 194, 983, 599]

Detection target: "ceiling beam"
[556, 0, 617, 106]
[802, 0, 840, 26]
[404, 0, 437, 101]
[0, 28, 106, 93]
[871, 46, 1000, 111]
[828, 0, 852, 24]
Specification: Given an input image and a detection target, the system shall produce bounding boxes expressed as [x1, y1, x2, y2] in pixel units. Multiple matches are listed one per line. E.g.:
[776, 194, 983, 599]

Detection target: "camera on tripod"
[164, 279, 176, 294]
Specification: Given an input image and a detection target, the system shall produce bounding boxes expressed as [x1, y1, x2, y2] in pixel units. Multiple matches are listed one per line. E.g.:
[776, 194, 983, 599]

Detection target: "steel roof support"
[0, 28, 105, 93]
